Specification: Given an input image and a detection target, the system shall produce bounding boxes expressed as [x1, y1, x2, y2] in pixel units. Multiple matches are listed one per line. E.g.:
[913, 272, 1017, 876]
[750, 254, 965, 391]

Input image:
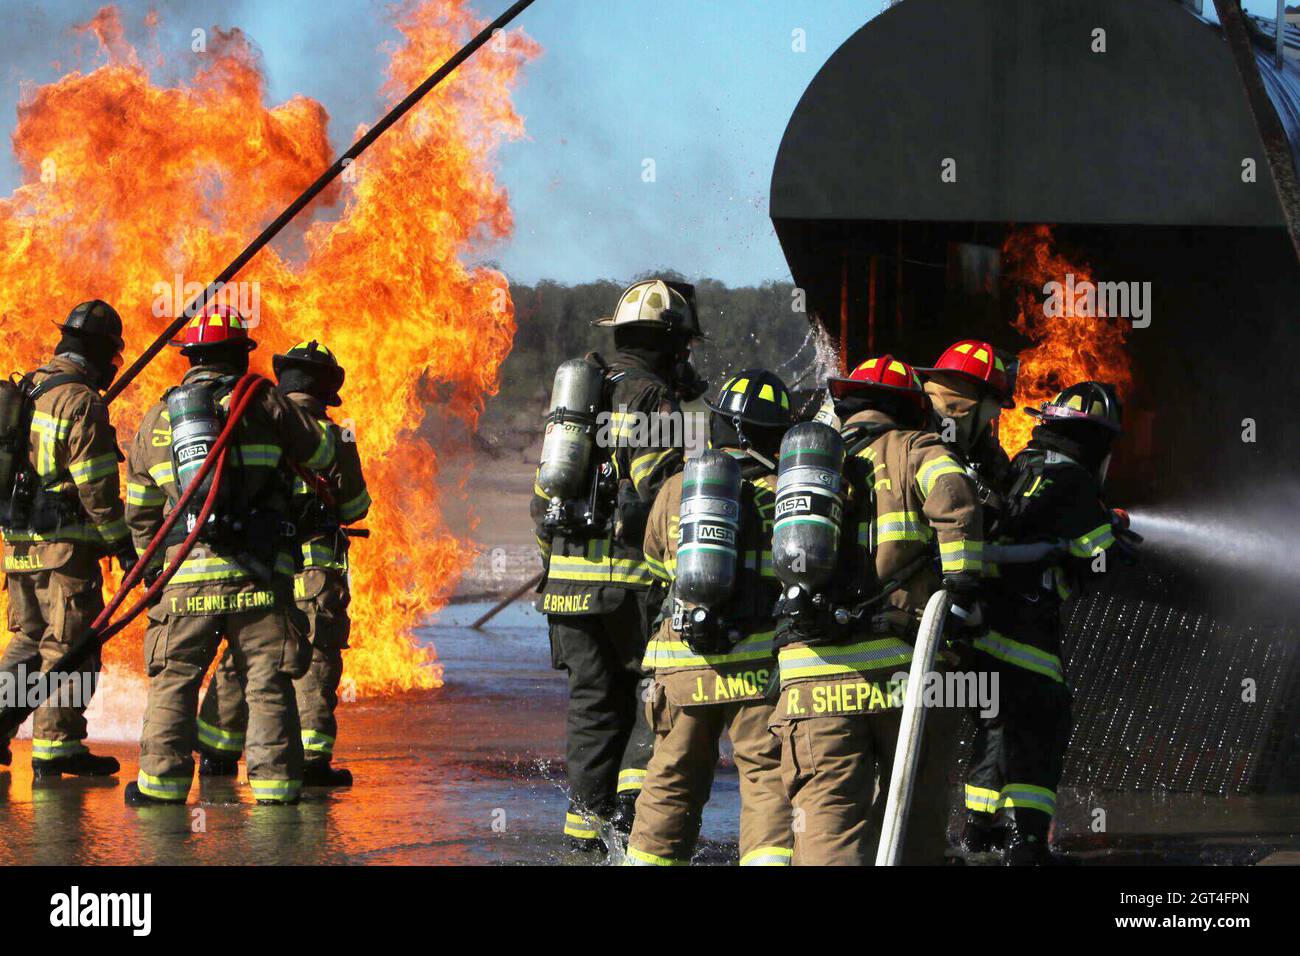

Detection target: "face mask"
[956, 396, 1000, 452]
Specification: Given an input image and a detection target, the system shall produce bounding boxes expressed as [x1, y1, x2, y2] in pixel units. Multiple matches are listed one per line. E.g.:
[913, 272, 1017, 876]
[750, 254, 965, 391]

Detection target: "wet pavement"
[1, 599, 1296, 865]
[0, 600, 741, 866]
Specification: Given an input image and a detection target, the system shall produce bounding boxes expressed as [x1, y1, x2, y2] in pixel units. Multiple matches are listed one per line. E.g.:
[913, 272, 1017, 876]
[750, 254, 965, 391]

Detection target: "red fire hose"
[0, 374, 270, 736]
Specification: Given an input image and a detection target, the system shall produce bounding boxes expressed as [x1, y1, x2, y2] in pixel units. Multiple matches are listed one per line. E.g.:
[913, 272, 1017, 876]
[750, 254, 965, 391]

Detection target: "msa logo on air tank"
[775, 495, 810, 518]
[696, 524, 736, 544]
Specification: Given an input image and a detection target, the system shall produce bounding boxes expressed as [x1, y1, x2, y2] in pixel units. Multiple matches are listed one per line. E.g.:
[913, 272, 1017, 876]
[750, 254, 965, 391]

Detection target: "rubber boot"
[960, 810, 997, 854]
[302, 762, 352, 787]
[32, 751, 120, 779]
[199, 752, 240, 777]
[608, 791, 638, 841]
[1004, 818, 1053, 866]
[565, 835, 607, 856]
[124, 781, 179, 806]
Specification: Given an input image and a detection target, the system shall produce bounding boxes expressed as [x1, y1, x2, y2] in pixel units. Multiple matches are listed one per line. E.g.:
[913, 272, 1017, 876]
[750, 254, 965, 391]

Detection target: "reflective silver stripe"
[740, 846, 793, 866]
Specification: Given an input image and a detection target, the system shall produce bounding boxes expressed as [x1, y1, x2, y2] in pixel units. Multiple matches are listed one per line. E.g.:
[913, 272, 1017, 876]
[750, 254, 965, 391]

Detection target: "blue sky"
[0, 0, 1286, 286]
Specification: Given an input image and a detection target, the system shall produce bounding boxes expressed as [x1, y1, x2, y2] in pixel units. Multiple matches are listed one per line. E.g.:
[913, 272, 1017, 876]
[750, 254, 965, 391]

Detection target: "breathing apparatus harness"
[160, 374, 296, 584]
[0, 373, 271, 739]
[0, 370, 88, 531]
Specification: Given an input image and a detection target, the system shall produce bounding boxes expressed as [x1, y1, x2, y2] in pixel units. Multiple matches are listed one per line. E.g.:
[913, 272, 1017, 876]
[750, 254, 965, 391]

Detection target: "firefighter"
[917, 339, 1017, 497]
[532, 278, 705, 854]
[962, 382, 1131, 864]
[771, 356, 985, 865]
[625, 369, 795, 866]
[122, 304, 336, 805]
[0, 300, 134, 776]
[194, 340, 370, 786]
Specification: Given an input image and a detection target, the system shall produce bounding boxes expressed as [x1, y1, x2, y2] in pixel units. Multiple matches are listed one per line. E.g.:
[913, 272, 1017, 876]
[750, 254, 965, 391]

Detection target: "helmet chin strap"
[733, 416, 777, 471]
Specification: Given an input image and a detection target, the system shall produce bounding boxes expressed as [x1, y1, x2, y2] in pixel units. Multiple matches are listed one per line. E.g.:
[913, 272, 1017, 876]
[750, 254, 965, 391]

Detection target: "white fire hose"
[875, 588, 953, 866]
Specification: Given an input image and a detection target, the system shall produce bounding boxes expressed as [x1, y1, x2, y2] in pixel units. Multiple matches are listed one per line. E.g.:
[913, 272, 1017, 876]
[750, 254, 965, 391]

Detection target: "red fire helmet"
[827, 355, 928, 407]
[175, 303, 257, 353]
[917, 340, 1016, 408]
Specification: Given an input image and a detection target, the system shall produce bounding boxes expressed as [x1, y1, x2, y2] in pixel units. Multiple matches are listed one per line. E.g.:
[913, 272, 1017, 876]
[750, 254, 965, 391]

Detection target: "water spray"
[1126, 498, 1299, 583]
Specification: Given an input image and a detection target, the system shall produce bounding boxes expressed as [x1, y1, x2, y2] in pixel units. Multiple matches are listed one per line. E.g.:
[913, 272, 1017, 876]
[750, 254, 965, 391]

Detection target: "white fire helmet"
[592, 279, 704, 337]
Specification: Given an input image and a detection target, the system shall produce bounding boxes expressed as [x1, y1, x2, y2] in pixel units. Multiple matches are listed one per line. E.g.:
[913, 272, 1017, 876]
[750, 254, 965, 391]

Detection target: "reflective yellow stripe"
[616, 768, 646, 793]
[31, 738, 88, 760]
[624, 846, 688, 866]
[234, 444, 281, 468]
[301, 541, 347, 570]
[197, 718, 245, 754]
[96, 518, 130, 544]
[643, 630, 776, 670]
[630, 449, 674, 492]
[916, 455, 964, 499]
[999, 783, 1056, 817]
[137, 770, 191, 801]
[249, 778, 302, 803]
[547, 554, 655, 586]
[1, 525, 102, 544]
[964, 784, 1001, 813]
[939, 538, 984, 573]
[564, 811, 599, 840]
[69, 453, 118, 485]
[148, 461, 176, 486]
[1069, 523, 1115, 557]
[740, 846, 793, 866]
[339, 488, 371, 522]
[777, 637, 914, 679]
[866, 510, 933, 545]
[126, 482, 166, 507]
[301, 729, 335, 754]
[644, 554, 669, 581]
[972, 630, 1064, 682]
[304, 422, 335, 470]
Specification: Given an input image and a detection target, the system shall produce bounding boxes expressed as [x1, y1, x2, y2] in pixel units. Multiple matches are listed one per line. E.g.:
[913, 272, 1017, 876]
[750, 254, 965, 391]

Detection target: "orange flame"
[0, 2, 538, 694]
[1000, 225, 1133, 455]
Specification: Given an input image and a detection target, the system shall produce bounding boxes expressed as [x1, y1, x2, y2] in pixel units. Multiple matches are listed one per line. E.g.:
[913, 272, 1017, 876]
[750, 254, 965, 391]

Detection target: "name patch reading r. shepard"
[780, 678, 906, 719]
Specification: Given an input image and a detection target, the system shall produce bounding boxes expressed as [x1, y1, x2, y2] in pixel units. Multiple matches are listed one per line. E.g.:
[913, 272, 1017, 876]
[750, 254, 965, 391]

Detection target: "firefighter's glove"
[142, 563, 163, 590]
[943, 573, 984, 637]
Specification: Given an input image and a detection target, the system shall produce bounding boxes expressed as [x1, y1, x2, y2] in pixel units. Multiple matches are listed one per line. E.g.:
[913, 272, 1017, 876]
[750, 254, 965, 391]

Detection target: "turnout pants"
[776, 704, 959, 866]
[626, 685, 791, 866]
[198, 570, 351, 766]
[965, 661, 1071, 834]
[138, 601, 309, 803]
[1, 553, 104, 762]
[548, 590, 654, 839]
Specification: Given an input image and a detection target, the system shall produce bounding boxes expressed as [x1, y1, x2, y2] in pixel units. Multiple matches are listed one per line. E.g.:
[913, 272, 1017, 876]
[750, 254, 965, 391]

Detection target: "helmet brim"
[1024, 405, 1122, 432]
[827, 376, 928, 405]
[51, 319, 124, 352]
[703, 397, 792, 427]
[915, 366, 1016, 408]
[591, 316, 707, 338]
[179, 339, 258, 356]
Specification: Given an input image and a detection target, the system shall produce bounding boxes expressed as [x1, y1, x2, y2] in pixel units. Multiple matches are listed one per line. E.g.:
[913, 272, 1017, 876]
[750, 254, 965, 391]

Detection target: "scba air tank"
[167, 384, 223, 497]
[772, 421, 845, 599]
[537, 358, 605, 502]
[675, 450, 743, 615]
